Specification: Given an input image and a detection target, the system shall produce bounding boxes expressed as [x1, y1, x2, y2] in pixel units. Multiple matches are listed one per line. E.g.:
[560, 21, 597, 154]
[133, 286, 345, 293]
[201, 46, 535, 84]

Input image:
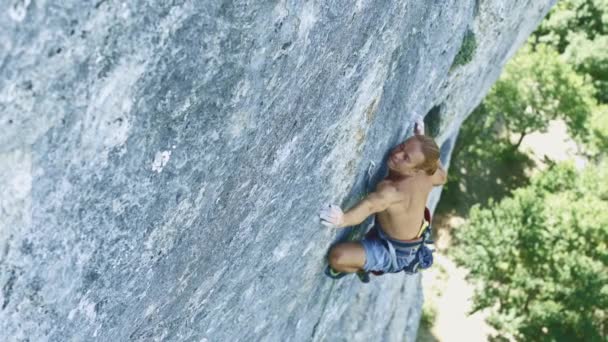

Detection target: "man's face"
[387, 138, 425, 174]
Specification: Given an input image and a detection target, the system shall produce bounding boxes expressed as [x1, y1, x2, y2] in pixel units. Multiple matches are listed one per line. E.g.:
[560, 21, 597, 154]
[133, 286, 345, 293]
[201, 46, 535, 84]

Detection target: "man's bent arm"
[432, 161, 447, 186]
[339, 188, 399, 227]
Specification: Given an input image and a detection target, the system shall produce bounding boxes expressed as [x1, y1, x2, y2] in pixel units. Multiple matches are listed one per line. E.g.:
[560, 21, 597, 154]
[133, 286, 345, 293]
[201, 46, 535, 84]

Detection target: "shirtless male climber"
[320, 117, 447, 278]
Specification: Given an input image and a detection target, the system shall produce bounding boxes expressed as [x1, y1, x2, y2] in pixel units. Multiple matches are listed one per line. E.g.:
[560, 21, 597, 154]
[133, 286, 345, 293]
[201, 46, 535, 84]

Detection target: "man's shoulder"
[430, 166, 447, 186]
[376, 181, 411, 204]
[376, 180, 396, 190]
[376, 180, 404, 195]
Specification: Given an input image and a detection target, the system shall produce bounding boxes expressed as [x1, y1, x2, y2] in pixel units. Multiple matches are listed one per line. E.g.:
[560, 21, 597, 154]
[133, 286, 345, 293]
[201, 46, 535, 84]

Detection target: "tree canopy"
[533, 0, 608, 103]
[484, 44, 596, 147]
[438, 2, 608, 340]
[453, 161, 608, 341]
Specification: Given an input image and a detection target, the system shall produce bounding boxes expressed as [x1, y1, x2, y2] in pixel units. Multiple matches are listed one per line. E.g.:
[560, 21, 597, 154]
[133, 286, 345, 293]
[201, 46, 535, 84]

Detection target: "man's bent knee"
[328, 243, 366, 271]
[329, 246, 346, 268]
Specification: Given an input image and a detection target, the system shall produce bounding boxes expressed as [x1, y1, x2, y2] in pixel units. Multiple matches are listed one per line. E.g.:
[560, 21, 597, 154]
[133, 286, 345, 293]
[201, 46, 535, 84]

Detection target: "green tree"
[534, 0, 607, 51]
[562, 33, 608, 104]
[436, 106, 534, 216]
[533, 0, 608, 102]
[453, 161, 608, 341]
[436, 45, 597, 217]
[587, 104, 608, 157]
[484, 44, 596, 148]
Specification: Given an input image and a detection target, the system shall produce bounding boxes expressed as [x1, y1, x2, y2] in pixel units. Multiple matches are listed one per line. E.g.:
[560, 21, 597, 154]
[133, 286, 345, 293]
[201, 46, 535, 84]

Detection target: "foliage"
[484, 44, 596, 146]
[563, 33, 608, 104]
[421, 303, 438, 329]
[439, 3, 608, 340]
[436, 106, 534, 217]
[533, 0, 608, 102]
[534, 0, 607, 51]
[437, 3, 605, 219]
[451, 30, 477, 69]
[587, 105, 608, 157]
[452, 161, 608, 341]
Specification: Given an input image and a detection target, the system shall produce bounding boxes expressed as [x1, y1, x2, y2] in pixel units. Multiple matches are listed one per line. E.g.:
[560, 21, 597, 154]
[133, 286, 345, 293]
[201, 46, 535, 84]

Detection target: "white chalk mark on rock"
[8, 0, 31, 22]
[152, 150, 172, 173]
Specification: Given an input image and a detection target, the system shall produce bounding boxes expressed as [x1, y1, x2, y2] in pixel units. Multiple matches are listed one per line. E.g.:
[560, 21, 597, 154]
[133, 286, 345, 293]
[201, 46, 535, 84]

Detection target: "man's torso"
[375, 175, 433, 240]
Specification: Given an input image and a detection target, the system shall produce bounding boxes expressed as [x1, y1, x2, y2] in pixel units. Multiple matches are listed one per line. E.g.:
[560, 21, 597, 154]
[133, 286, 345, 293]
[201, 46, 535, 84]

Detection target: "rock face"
[0, 1, 555, 341]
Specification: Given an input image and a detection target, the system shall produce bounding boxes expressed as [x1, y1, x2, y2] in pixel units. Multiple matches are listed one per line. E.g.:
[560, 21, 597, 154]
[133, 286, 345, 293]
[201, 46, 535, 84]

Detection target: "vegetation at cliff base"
[453, 162, 608, 341]
[437, 1, 608, 340]
[533, 0, 608, 103]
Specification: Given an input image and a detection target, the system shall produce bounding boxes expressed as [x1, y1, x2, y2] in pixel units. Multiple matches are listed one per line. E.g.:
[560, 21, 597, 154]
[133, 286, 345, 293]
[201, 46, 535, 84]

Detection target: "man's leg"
[328, 242, 366, 273]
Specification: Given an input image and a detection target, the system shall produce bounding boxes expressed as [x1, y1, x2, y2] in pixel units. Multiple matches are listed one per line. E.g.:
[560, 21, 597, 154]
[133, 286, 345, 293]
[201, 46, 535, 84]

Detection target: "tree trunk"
[513, 130, 527, 150]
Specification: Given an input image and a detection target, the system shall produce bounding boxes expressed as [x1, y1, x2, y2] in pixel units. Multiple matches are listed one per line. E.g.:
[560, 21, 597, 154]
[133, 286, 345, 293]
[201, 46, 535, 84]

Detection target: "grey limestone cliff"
[0, 0, 555, 341]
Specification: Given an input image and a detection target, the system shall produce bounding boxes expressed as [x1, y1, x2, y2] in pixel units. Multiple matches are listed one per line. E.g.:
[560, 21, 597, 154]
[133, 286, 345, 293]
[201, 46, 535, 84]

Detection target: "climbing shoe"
[324, 265, 348, 279]
[356, 271, 370, 283]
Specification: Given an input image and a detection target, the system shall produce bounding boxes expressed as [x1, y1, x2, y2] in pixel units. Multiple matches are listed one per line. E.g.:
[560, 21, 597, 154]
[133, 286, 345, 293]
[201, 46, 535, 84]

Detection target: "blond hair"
[412, 135, 440, 175]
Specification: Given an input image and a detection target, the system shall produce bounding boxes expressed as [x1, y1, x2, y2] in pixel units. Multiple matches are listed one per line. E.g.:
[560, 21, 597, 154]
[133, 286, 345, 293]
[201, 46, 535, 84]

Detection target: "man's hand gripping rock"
[413, 114, 425, 135]
[319, 204, 344, 229]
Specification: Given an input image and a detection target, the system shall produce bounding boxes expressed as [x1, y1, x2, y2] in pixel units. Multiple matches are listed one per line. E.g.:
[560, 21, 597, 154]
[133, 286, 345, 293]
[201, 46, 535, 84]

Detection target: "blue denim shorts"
[361, 222, 423, 273]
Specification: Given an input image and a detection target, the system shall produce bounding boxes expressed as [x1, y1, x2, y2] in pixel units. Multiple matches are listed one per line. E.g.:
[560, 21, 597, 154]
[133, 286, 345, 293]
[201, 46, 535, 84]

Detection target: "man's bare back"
[375, 169, 443, 240]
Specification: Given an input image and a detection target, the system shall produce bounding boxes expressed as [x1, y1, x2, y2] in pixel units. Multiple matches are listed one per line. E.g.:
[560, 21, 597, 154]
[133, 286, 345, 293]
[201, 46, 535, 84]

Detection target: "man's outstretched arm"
[320, 186, 401, 228]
